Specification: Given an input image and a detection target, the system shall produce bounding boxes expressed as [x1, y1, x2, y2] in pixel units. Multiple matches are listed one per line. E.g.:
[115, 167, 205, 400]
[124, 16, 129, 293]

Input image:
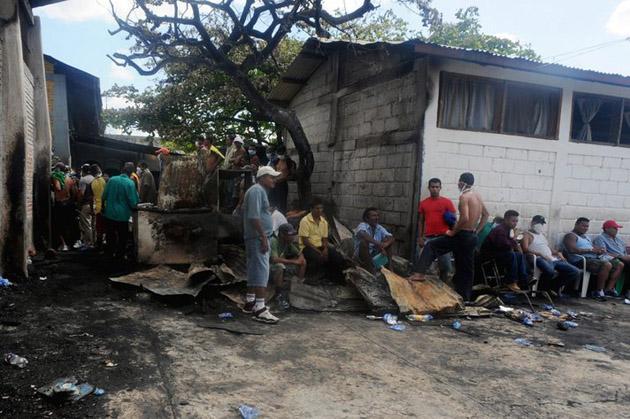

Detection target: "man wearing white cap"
[242, 165, 282, 323]
[225, 135, 246, 169]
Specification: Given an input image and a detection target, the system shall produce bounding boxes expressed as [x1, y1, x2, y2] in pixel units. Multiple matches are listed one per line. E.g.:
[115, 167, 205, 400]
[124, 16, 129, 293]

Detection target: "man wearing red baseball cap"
[593, 220, 629, 298]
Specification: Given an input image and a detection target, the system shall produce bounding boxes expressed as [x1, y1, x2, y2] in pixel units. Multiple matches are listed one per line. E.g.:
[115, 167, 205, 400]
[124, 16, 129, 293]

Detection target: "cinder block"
[584, 156, 603, 167]
[484, 146, 506, 158]
[460, 144, 483, 157]
[566, 154, 583, 165]
[506, 148, 528, 160]
[603, 157, 622, 168]
[501, 174, 524, 189]
[609, 168, 629, 182]
[384, 117, 399, 132]
[571, 165, 591, 180]
[591, 168, 611, 181]
[436, 141, 460, 154]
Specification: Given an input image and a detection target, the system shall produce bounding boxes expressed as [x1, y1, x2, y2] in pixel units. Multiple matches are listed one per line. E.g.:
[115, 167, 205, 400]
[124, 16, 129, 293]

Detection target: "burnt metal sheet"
[345, 267, 398, 314]
[135, 209, 241, 265]
[157, 154, 205, 210]
[110, 265, 210, 297]
[381, 268, 463, 315]
[289, 280, 368, 312]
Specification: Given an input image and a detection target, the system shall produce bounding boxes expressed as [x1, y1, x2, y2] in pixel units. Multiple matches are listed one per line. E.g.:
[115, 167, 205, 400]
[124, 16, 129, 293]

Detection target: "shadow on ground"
[1, 252, 629, 418]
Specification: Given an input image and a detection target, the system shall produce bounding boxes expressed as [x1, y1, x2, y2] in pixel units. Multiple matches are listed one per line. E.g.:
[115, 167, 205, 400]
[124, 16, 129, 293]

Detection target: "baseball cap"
[532, 215, 546, 225]
[278, 223, 297, 236]
[233, 135, 244, 144]
[256, 166, 281, 178]
[603, 220, 622, 229]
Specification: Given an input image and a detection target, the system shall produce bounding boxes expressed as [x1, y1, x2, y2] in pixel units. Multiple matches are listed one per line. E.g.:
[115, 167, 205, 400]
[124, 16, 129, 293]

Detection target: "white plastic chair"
[557, 236, 591, 298]
[529, 254, 541, 297]
[573, 255, 591, 298]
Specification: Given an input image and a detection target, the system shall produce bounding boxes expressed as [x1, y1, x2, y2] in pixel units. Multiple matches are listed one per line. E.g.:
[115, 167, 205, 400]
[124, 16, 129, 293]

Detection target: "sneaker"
[274, 294, 290, 311]
[73, 240, 83, 249]
[62, 245, 69, 251]
[604, 289, 620, 298]
[625, 290, 630, 300]
[252, 307, 279, 324]
[241, 301, 255, 314]
[590, 290, 607, 302]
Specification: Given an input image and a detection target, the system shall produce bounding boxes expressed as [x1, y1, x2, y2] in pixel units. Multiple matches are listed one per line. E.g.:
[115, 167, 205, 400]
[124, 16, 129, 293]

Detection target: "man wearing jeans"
[416, 178, 456, 281]
[242, 166, 281, 324]
[521, 215, 579, 295]
[481, 210, 530, 292]
[77, 164, 95, 249]
[102, 163, 138, 260]
[413, 173, 489, 301]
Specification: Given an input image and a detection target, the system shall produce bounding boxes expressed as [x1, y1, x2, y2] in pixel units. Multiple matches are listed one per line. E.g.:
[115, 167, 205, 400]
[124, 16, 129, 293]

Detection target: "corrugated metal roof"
[269, 37, 630, 104]
[32, 0, 66, 8]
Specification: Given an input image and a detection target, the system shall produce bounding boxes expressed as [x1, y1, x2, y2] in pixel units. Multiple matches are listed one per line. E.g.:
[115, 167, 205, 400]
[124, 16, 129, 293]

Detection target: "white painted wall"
[422, 57, 630, 244]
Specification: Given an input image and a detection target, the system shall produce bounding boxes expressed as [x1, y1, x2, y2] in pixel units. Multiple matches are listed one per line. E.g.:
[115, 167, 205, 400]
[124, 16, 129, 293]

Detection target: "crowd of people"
[241, 169, 630, 324]
[52, 133, 630, 325]
[50, 161, 156, 259]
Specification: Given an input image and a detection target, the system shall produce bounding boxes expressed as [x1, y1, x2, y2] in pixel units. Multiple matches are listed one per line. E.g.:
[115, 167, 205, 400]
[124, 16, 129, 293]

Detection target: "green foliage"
[425, 7, 540, 61]
[103, 2, 539, 149]
[103, 37, 303, 149]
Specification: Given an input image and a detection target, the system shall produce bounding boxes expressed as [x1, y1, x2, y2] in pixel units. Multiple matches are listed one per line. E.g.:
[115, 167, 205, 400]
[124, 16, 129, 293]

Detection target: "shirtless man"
[412, 172, 489, 301]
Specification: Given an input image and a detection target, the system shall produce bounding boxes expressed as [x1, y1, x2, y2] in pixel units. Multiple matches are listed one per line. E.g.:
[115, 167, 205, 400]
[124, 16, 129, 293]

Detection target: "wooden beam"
[327, 50, 341, 147]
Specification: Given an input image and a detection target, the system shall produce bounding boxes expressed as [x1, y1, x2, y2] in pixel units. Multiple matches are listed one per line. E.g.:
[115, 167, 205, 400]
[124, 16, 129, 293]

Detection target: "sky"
[37, 0, 630, 112]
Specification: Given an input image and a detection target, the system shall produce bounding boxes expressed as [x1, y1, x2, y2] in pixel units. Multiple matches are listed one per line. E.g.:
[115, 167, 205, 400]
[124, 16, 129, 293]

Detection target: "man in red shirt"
[416, 178, 456, 281]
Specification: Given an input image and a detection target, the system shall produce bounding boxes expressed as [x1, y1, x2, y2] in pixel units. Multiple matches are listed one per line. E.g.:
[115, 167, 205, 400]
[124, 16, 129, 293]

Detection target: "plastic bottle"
[238, 404, 260, 419]
[406, 314, 434, 322]
[550, 309, 561, 317]
[4, 353, 28, 368]
[389, 324, 406, 331]
[451, 320, 462, 330]
[383, 313, 398, 325]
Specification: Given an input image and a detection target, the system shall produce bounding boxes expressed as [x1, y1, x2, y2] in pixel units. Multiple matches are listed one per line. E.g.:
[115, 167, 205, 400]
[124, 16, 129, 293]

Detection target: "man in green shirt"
[271, 223, 306, 309]
[102, 162, 139, 260]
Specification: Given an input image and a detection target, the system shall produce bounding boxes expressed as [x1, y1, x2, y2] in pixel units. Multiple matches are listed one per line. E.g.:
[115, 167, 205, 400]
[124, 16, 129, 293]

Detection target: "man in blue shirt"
[354, 207, 395, 273]
[102, 162, 138, 260]
[593, 220, 628, 298]
[242, 166, 281, 323]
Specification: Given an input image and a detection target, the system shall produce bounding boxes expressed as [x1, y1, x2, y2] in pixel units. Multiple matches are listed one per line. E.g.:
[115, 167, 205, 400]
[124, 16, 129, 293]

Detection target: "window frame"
[437, 71, 562, 140]
[570, 91, 627, 147]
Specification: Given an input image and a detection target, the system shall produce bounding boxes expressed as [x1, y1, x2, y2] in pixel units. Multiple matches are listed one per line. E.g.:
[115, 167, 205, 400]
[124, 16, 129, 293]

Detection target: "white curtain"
[576, 97, 602, 141]
[441, 77, 497, 131]
[503, 86, 556, 137]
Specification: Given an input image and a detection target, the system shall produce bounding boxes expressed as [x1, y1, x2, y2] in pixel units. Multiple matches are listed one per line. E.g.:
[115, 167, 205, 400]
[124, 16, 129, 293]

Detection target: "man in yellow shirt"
[90, 164, 107, 250]
[298, 198, 346, 282]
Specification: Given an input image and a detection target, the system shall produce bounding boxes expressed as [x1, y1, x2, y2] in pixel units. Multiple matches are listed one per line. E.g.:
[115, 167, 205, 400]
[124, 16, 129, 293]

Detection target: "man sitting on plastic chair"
[592, 220, 629, 299]
[563, 217, 623, 302]
[480, 210, 529, 292]
[354, 207, 395, 274]
[521, 215, 580, 296]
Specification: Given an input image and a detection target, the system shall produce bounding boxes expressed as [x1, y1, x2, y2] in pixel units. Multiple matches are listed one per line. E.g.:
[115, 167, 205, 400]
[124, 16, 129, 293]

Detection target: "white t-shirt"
[79, 174, 95, 193]
[271, 210, 288, 235]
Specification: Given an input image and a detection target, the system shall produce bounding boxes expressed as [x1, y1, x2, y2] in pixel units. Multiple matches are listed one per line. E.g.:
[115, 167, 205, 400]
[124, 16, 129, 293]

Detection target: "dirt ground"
[1, 252, 630, 419]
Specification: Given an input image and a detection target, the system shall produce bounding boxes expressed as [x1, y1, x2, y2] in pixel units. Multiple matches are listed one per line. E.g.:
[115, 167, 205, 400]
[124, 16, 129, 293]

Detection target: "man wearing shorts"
[563, 217, 623, 301]
[242, 166, 281, 323]
[270, 223, 306, 309]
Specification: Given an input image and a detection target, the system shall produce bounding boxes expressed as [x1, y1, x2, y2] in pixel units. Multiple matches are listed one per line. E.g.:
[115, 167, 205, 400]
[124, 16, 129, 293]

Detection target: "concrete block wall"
[287, 50, 424, 253]
[422, 57, 630, 244]
[427, 141, 555, 224]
